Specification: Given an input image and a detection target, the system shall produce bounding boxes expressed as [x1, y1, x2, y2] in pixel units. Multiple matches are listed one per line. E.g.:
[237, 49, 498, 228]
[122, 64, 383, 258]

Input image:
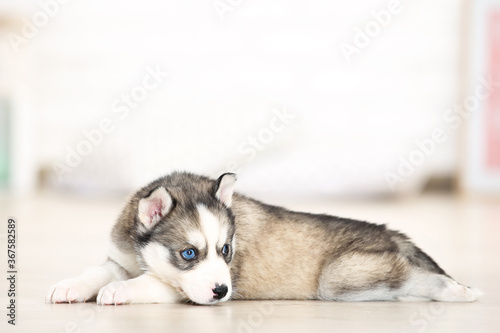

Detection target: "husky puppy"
[46, 172, 482, 305]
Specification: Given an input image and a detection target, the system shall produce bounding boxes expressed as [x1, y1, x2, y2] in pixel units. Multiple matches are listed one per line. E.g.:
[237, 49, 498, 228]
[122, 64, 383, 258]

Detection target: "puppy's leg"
[97, 273, 179, 305]
[402, 271, 483, 302]
[317, 252, 411, 301]
[46, 260, 128, 303]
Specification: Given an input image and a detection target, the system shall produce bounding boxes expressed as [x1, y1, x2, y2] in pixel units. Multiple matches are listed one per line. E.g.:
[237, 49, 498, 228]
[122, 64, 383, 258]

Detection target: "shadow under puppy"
[46, 172, 482, 305]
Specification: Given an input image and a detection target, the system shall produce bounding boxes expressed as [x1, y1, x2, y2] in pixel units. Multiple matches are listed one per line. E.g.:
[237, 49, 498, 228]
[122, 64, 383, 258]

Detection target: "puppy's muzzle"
[212, 284, 228, 300]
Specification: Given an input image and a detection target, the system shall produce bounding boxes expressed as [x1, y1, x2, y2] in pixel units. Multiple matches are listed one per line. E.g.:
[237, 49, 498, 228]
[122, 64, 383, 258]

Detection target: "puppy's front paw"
[46, 279, 95, 303]
[97, 281, 131, 305]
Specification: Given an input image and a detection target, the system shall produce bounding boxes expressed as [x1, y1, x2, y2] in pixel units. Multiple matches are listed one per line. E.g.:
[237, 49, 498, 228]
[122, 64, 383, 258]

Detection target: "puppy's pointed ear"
[138, 186, 173, 229]
[215, 173, 237, 208]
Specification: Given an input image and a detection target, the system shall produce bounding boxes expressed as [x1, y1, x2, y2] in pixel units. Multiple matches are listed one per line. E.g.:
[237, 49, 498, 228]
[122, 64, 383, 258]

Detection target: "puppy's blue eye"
[181, 248, 197, 261]
[222, 244, 230, 256]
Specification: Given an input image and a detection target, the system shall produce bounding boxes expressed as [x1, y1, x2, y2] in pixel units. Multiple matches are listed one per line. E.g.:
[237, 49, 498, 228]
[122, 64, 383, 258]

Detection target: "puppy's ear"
[215, 173, 237, 208]
[138, 186, 173, 229]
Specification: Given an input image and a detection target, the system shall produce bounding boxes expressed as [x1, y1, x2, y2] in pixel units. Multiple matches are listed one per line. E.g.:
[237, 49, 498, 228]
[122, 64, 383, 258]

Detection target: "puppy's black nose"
[212, 284, 228, 300]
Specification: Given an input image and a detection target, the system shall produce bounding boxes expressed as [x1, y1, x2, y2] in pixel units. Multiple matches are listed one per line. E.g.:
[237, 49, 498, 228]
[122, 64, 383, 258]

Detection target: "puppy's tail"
[393, 233, 449, 276]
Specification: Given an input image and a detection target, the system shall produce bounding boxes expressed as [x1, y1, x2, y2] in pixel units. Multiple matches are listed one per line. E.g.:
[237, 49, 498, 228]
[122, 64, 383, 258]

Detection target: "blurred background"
[0, 0, 499, 200]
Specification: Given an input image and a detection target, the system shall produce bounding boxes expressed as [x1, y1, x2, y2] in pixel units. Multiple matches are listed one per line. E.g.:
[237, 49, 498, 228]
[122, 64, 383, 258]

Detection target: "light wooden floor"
[1, 192, 499, 332]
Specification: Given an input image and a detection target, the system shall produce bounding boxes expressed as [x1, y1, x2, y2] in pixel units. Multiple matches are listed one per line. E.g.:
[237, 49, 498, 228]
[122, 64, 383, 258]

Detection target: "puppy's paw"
[97, 281, 131, 305]
[46, 279, 95, 304]
[439, 280, 483, 302]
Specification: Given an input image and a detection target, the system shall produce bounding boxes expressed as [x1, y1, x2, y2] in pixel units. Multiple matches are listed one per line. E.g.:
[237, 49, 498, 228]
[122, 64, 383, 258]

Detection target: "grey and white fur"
[46, 172, 482, 305]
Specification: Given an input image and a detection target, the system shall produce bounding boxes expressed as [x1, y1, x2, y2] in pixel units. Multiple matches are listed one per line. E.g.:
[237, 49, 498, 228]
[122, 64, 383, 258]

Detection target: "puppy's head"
[135, 173, 236, 305]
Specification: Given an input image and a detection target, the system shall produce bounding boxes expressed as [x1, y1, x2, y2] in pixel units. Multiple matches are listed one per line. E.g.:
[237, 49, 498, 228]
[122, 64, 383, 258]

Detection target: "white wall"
[1, 0, 466, 197]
